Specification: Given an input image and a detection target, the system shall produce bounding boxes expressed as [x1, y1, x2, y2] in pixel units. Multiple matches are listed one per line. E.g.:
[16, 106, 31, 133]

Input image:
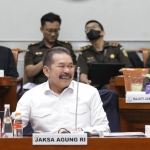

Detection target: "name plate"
[32, 133, 87, 145]
[126, 91, 150, 103]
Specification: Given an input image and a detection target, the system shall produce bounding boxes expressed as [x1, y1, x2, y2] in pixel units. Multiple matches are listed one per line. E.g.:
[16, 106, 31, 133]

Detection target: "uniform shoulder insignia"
[60, 41, 71, 44]
[28, 42, 39, 47]
[80, 45, 91, 51]
[109, 42, 119, 47]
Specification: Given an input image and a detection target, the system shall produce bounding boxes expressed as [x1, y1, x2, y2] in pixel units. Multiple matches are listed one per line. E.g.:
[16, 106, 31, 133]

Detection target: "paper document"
[23, 82, 37, 90]
[103, 132, 145, 137]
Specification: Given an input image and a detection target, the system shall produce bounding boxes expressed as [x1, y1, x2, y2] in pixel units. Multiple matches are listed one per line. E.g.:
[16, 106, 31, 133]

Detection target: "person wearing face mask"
[77, 20, 132, 89]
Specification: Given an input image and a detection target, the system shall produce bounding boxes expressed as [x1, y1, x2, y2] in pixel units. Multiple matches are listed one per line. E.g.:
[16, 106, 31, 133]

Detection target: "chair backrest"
[99, 90, 121, 132]
[121, 68, 149, 92]
[11, 48, 26, 66]
[127, 51, 143, 68]
[11, 48, 20, 66]
[140, 48, 150, 67]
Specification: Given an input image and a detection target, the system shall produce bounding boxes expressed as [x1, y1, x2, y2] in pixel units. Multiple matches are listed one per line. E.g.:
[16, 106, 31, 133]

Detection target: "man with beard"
[16, 47, 110, 134]
[77, 20, 132, 89]
[25, 12, 76, 85]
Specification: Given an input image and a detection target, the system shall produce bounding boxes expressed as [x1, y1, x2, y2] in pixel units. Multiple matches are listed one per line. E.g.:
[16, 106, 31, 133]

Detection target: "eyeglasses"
[85, 25, 100, 33]
[45, 28, 60, 34]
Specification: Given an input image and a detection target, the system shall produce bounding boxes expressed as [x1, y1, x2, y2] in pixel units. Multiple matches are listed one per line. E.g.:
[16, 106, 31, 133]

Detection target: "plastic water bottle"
[13, 112, 23, 138]
[2, 104, 13, 138]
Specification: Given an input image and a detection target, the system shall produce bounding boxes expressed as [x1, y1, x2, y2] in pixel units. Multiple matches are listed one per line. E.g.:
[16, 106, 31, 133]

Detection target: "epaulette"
[109, 42, 119, 47]
[60, 41, 71, 44]
[28, 42, 39, 47]
[80, 45, 91, 51]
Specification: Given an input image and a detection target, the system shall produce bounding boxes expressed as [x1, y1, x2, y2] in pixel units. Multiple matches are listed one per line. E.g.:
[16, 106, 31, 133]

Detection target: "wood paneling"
[0, 137, 150, 150]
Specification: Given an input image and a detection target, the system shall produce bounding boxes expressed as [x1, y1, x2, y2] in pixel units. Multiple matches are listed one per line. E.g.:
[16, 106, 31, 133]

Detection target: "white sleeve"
[82, 89, 110, 133]
[15, 92, 31, 128]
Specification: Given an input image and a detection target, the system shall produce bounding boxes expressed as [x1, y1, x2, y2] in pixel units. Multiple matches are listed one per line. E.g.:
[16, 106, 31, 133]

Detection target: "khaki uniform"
[77, 42, 132, 75]
[25, 40, 76, 84]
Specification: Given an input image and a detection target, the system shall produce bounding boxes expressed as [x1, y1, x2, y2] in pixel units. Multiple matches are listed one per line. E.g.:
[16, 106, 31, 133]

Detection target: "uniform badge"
[110, 54, 115, 58]
[35, 52, 43, 55]
[86, 56, 95, 63]
[87, 56, 94, 60]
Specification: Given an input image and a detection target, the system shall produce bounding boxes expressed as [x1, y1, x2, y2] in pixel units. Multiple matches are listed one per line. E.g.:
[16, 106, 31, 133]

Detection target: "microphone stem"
[75, 67, 80, 131]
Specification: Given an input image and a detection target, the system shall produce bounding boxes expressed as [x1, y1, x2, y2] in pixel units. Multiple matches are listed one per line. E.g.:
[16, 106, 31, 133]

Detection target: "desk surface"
[0, 137, 150, 150]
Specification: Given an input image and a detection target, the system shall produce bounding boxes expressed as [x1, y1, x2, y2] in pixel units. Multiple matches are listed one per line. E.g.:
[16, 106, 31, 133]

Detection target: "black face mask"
[87, 29, 100, 40]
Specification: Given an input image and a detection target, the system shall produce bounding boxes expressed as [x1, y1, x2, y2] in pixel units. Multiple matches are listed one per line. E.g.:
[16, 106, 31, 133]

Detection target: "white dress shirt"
[16, 80, 110, 133]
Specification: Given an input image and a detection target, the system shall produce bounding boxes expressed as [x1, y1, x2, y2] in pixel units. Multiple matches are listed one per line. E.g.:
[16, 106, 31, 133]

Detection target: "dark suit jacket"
[0, 46, 19, 77]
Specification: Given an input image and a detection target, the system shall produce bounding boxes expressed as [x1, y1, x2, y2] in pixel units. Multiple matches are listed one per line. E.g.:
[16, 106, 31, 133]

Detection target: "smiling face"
[43, 53, 74, 94]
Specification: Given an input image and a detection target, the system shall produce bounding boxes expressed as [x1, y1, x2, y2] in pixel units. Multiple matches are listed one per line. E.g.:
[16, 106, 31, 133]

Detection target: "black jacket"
[0, 46, 19, 77]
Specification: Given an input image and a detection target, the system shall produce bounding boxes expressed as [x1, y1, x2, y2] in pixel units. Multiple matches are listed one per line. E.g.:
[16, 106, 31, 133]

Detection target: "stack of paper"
[103, 132, 145, 137]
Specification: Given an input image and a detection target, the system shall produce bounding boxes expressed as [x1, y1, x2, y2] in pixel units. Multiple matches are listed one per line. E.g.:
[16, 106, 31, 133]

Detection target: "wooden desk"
[0, 137, 150, 150]
[0, 77, 23, 112]
[110, 76, 150, 132]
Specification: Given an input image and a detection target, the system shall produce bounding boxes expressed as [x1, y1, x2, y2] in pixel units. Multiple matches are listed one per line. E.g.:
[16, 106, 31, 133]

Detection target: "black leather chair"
[99, 90, 121, 132]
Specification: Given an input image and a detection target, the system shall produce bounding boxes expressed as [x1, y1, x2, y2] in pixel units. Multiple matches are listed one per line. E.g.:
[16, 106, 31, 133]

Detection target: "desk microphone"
[75, 67, 80, 131]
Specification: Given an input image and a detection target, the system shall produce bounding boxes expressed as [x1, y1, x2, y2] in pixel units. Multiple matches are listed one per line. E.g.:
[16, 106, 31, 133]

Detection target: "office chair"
[99, 90, 121, 132]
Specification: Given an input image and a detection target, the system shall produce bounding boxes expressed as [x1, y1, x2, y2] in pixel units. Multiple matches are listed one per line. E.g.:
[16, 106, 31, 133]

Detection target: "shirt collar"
[39, 40, 46, 48]
[39, 40, 62, 48]
[90, 41, 109, 52]
[43, 80, 75, 95]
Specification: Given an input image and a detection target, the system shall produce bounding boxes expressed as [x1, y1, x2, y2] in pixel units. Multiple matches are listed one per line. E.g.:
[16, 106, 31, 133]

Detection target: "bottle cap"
[4, 104, 10, 109]
[15, 112, 21, 116]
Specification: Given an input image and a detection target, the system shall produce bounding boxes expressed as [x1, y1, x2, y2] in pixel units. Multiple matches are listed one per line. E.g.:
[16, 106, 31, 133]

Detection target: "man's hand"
[80, 73, 91, 85]
[58, 127, 74, 133]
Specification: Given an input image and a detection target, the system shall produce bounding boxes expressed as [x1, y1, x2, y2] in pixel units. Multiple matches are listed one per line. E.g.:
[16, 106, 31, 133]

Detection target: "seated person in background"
[25, 12, 76, 85]
[0, 46, 19, 78]
[16, 47, 110, 134]
[77, 20, 132, 89]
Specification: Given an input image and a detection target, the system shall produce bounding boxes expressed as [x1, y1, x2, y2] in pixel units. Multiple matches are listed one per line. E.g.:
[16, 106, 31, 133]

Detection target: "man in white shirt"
[16, 47, 110, 134]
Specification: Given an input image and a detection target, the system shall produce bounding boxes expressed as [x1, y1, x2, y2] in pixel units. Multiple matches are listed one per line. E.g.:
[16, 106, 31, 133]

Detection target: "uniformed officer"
[77, 20, 132, 89]
[25, 12, 76, 84]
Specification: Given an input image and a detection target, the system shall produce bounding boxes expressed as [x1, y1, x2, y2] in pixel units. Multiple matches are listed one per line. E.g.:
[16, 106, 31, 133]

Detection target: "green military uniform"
[25, 40, 76, 84]
[77, 42, 132, 75]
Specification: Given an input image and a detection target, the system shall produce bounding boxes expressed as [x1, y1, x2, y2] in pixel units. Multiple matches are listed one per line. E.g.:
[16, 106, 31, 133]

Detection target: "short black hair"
[41, 12, 61, 27]
[85, 20, 104, 31]
[43, 47, 72, 67]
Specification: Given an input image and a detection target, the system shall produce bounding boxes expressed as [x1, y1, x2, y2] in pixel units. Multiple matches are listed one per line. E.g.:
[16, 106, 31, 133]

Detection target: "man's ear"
[86, 35, 89, 40]
[40, 26, 44, 33]
[101, 31, 105, 36]
[43, 66, 50, 78]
